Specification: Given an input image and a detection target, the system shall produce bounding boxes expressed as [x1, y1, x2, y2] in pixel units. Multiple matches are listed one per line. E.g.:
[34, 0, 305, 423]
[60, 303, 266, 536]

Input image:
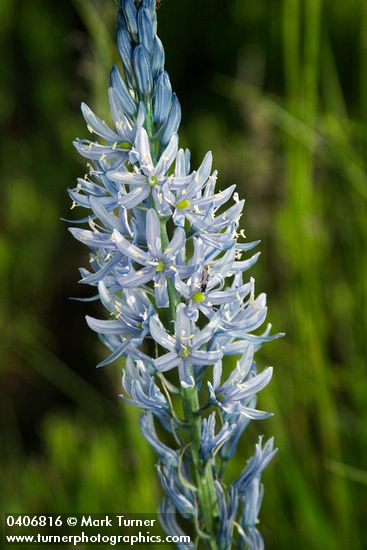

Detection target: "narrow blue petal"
[154, 272, 169, 308]
[89, 196, 120, 231]
[150, 315, 176, 351]
[159, 498, 194, 550]
[86, 316, 125, 335]
[138, 7, 154, 52]
[108, 88, 134, 140]
[117, 28, 133, 78]
[161, 93, 181, 146]
[175, 303, 192, 340]
[155, 133, 178, 175]
[232, 251, 261, 273]
[140, 412, 178, 466]
[154, 72, 172, 125]
[146, 209, 162, 257]
[178, 360, 195, 389]
[80, 253, 123, 285]
[164, 227, 185, 259]
[69, 228, 116, 249]
[151, 36, 165, 77]
[133, 45, 153, 96]
[155, 352, 181, 372]
[191, 349, 222, 366]
[112, 229, 152, 264]
[81, 102, 120, 142]
[236, 240, 261, 252]
[135, 127, 153, 172]
[119, 266, 155, 288]
[110, 65, 137, 117]
[236, 367, 273, 400]
[122, 0, 138, 40]
[97, 340, 131, 368]
[118, 186, 151, 208]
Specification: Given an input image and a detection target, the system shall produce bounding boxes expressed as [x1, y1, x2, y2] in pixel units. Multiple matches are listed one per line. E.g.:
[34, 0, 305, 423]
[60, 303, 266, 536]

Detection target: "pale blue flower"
[150, 303, 222, 388]
[215, 483, 239, 550]
[208, 347, 273, 420]
[238, 479, 265, 550]
[120, 356, 171, 429]
[107, 127, 178, 210]
[112, 209, 186, 307]
[156, 462, 196, 519]
[140, 411, 178, 466]
[159, 498, 194, 550]
[233, 436, 278, 496]
[200, 413, 236, 462]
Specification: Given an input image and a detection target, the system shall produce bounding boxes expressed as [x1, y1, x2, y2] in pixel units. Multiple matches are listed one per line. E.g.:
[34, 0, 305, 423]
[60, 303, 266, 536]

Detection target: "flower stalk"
[68, 1, 283, 548]
[182, 384, 219, 548]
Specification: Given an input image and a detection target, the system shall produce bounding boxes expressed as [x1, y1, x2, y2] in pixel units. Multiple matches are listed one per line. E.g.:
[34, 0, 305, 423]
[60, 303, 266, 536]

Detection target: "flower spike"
[68, 1, 282, 548]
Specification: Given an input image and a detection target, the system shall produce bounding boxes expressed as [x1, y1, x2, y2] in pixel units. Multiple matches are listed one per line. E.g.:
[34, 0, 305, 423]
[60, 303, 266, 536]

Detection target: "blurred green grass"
[0, 0, 366, 548]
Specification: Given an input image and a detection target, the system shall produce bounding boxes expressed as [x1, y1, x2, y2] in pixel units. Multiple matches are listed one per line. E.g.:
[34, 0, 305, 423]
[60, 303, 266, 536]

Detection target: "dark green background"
[1, 1, 366, 548]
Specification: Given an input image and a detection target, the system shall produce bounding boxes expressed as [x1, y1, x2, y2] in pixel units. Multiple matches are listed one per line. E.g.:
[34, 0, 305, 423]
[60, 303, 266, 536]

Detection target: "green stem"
[181, 384, 219, 550]
[160, 219, 218, 548]
[159, 218, 180, 323]
[148, 106, 219, 549]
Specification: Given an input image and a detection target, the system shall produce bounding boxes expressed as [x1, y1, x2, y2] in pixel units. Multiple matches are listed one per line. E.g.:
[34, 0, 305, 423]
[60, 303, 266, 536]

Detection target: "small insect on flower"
[200, 264, 211, 292]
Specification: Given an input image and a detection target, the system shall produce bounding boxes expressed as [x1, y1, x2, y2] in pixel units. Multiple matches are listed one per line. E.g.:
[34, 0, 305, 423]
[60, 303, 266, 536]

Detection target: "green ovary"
[192, 292, 205, 303]
[176, 199, 191, 209]
[148, 175, 159, 187]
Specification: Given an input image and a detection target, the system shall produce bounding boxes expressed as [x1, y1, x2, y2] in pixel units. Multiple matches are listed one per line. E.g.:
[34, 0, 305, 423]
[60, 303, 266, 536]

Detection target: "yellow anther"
[181, 335, 194, 341]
